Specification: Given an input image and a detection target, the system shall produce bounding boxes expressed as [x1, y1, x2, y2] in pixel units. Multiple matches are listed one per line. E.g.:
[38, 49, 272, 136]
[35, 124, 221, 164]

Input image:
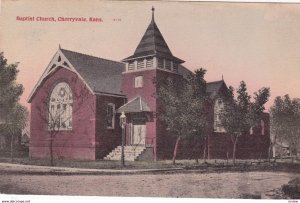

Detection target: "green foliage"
[251, 87, 271, 125]
[0, 53, 24, 117]
[1, 104, 28, 134]
[270, 95, 300, 156]
[156, 68, 212, 163]
[157, 68, 211, 139]
[220, 81, 270, 163]
[0, 52, 28, 145]
[221, 81, 270, 137]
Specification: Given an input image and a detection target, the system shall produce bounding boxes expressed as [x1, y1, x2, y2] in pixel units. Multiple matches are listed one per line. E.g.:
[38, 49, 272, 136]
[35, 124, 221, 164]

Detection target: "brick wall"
[30, 67, 97, 160]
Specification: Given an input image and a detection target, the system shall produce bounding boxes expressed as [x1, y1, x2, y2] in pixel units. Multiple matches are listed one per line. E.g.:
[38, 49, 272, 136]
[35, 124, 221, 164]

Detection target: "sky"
[1, 0, 300, 111]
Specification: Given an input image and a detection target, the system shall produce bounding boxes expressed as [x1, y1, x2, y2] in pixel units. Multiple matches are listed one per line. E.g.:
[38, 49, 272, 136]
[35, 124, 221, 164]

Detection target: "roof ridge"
[152, 18, 157, 54]
[61, 48, 125, 65]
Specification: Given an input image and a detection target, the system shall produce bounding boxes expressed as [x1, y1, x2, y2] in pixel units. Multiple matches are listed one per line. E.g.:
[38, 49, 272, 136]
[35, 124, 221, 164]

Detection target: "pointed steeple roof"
[123, 7, 184, 63]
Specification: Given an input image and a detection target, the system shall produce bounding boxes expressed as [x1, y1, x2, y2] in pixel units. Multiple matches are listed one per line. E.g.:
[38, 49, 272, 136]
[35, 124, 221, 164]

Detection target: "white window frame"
[49, 82, 73, 131]
[106, 103, 115, 129]
[134, 76, 143, 88]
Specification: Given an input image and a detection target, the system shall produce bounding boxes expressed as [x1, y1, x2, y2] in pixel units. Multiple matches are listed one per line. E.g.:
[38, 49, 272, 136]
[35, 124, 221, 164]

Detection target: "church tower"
[120, 7, 185, 159]
[121, 7, 185, 108]
[122, 7, 184, 72]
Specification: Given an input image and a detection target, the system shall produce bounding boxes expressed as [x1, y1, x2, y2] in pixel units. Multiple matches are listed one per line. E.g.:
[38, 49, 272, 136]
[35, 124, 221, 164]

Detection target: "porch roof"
[117, 96, 151, 113]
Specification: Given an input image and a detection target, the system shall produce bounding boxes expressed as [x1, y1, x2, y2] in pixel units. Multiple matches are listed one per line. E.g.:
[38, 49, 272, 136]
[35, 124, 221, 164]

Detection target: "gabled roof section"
[122, 8, 184, 63]
[178, 65, 193, 79]
[117, 96, 151, 113]
[60, 49, 125, 96]
[206, 80, 228, 98]
[28, 47, 126, 103]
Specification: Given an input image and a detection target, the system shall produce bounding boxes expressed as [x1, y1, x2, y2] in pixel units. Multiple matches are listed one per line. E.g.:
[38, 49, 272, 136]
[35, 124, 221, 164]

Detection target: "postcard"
[0, 0, 300, 202]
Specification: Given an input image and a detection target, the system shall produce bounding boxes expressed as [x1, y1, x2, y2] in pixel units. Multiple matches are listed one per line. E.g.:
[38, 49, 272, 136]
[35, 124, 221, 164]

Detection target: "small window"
[173, 63, 178, 72]
[146, 57, 153, 68]
[137, 60, 144, 69]
[157, 58, 164, 69]
[165, 60, 171, 70]
[135, 76, 143, 88]
[250, 127, 253, 135]
[106, 103, 115, 129]
[128, 62, 135, 70]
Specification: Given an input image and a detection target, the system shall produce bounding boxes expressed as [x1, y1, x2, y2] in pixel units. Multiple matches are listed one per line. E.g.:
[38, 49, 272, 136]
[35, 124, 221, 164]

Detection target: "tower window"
[137, 60, 144, 69]
[146, 57, 153, 68]
[128, 62, 135, 70]
[135, 76, 143, 88]
[157, 58, 164, 69]
[173, 63, 178, 72]
[165, 60, 171, 70]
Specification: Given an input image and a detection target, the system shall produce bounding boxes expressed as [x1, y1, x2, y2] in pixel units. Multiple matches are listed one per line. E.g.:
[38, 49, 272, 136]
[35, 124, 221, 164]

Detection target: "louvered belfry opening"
[122, 7, 184, 73]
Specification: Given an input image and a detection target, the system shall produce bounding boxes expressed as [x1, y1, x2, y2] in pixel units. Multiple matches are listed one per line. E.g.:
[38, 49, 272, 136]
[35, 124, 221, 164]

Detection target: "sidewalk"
[0, 162, 184, 175]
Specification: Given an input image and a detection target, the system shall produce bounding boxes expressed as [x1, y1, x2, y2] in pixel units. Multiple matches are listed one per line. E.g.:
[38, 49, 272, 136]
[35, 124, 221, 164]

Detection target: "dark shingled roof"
[117, 96, 151, 113]
[61, 49, 125, 96]
[206, 80, 227, 98]
[178, 65, 193, 79]
[122, 13, 184, 63]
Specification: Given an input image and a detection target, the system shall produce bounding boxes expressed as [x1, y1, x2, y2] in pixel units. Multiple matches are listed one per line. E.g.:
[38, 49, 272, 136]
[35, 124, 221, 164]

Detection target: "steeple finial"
[222, 74, 224, 81]
[151, 6, 155, 21]
[59, 44, 61, 50]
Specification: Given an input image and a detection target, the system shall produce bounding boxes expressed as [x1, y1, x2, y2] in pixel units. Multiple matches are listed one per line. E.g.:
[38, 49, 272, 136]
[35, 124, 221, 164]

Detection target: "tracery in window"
[49, 82, 73, 131]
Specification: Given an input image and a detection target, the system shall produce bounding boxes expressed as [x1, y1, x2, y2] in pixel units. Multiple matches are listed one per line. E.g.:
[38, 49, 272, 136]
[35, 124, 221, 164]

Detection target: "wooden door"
[132, 124, 146, 145]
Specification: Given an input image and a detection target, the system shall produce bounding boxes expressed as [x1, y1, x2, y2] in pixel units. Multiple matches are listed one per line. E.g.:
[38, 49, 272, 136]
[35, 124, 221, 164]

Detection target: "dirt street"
[0, 171, 297, 198]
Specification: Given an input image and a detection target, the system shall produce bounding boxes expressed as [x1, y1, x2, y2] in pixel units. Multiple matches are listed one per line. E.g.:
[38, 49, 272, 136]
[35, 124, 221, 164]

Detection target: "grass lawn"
[0, 152, 299, 171]
[0, 156, 237, 169]
[0, 156, 181, 169]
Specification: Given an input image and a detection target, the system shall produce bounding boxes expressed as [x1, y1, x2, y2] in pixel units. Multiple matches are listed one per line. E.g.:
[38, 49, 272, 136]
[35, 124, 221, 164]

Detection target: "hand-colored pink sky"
[1, 0, 300, 111]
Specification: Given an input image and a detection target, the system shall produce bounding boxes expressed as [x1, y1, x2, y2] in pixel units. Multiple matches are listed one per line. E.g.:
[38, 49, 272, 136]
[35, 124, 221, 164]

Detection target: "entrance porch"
[104, 96, 156, 161]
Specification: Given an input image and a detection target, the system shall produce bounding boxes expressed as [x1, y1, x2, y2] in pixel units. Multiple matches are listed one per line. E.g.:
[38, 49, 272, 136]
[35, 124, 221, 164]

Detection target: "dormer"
[122, 7, 184, 73]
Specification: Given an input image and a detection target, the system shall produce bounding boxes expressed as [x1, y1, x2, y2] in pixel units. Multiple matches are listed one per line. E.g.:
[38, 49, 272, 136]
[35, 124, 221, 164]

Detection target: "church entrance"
[131, 119, 146, 146]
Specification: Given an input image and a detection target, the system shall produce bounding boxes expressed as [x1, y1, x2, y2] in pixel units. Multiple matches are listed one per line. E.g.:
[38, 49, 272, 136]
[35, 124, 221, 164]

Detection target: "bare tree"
[36, 75, 93, 166]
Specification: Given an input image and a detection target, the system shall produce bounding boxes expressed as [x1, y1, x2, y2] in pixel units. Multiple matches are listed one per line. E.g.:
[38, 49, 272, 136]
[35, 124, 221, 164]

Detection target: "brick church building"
[28, 8, 270, 161]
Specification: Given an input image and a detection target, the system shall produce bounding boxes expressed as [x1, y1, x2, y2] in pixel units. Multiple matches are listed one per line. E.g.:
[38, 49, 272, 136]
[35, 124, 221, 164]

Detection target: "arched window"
[261, 120, 265, 135]
[214, 99, 225, 132]
[49, 82, 73, 130]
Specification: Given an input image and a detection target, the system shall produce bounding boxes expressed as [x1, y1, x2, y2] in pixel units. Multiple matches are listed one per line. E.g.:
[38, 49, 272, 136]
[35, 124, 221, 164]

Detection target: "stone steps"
[104, 146, 146, 161]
